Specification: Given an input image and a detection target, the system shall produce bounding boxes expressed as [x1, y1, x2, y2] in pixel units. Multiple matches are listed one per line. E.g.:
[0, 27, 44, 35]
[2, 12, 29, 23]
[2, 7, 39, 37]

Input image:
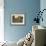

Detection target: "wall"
[4, 0, 40, 42]
[40, 0, 46, 27]
[0, 0, 4, 42]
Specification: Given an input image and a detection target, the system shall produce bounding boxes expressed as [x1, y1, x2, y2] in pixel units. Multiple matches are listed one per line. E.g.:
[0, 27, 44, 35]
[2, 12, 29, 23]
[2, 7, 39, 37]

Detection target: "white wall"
[40, 0, 46, 27]
[40, 0, 46, 9]
[0, 0, 4, 42]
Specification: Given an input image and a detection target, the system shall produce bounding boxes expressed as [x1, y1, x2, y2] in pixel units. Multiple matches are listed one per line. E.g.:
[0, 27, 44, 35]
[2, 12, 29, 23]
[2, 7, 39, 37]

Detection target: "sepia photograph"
[11, 14, 25, 25]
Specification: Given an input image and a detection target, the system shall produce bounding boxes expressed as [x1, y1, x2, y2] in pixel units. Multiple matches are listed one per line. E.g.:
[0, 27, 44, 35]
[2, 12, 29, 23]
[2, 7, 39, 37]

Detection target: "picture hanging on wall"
[11, 14, 25, 25]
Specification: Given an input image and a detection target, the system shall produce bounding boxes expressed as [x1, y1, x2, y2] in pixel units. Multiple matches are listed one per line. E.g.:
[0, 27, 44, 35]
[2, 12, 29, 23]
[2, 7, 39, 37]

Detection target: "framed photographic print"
[11, 14, 25, 25]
